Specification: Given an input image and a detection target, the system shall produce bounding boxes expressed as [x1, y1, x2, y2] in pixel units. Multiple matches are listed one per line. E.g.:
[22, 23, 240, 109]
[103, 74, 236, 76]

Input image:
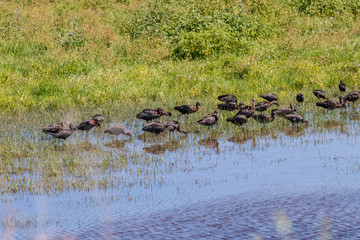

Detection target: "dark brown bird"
[235, 98, 256, 118]
[271, 103, 297, 116]
[54, 123, 77, 140]
[344, 91, 360, 106]
[76, 119, 101, 137]
[255, 101, 279, 112]
[92, 114, 105, 125]
[296, 94, 304, 103]
[253, 112, 275, 124]
[175, 102, 204, 115]
[316, 96, 346, 111]
[313, 90, 327, 101]
[42, 121, 66, 135]
[217, 101, 244, 111]
[285, 113, 308, 124]
[142, 121, 187, 134]
[339, 80, 346, 94]
[197, 110, 220, 126]
[260, 93, 278, 102]
[163, 121, 188, 134]
[226, 114, 248, 126]
[218, 94, 237, 103]
[104, 127, 132, 138]
[136, 108, 172, 121]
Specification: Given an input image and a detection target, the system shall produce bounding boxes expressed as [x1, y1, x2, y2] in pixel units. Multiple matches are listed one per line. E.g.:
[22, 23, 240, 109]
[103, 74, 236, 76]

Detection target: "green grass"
[1, 0, 360, 112]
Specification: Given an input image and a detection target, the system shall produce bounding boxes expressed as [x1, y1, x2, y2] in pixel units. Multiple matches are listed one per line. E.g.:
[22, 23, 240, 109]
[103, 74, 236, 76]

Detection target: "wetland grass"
[0, 1, 360, 113]
[0, 97, 357, 195]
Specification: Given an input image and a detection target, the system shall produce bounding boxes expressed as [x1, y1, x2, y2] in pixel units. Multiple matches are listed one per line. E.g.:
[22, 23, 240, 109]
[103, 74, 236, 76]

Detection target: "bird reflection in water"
[105, 139, 132, 149]
[228, 135, 257, 149]
[143, 137, 185, 155]
[198, 137, 220, 154]
[283, 125, 308, 137]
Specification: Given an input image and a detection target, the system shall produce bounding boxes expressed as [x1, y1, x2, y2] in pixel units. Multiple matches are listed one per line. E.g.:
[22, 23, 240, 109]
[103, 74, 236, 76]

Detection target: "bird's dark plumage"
[296, 94, 304, 103]
[255, 101, 279, 112]
[271, 103, 297, 116]
[76, 119, 100, 132]
[285, 113, 308, 124]
[197, 110, 220, 126]
[253, 113, 275, 124]
[54, 123, 77, 140]
[344, 91, 360, 105]
[235, 98, 256, 118]
[316, 97, 346, 110]
[227, 114, 248, 126]
[142, 121, 187, 134]
[217, 101, 243, 111]
[218, 94, 237, 103]
[136, 108, 172, 121]
[313, 90, 327, 101]
[260, 93, 278, 102]
[42, 121, 66, 135]
[175, 102, 203, 115]
[339, 80, 346, 94]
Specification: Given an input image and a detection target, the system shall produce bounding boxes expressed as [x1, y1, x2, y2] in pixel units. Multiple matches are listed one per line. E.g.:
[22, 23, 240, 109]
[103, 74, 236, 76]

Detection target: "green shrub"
[173, 27, 245, 59]
[127, 0, 270, 58]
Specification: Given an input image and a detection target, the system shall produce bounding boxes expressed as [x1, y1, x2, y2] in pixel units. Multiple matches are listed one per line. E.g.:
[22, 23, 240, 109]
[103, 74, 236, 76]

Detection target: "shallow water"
[1, 110, 360, 239]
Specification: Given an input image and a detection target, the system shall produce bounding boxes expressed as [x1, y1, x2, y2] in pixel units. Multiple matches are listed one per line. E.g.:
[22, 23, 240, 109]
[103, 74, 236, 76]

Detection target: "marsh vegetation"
[2, 0, 360, 238]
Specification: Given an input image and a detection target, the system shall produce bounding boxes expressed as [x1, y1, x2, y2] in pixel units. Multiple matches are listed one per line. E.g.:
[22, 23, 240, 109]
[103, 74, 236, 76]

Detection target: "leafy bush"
[173, 27, 245, 59]
[127, 0, 270, 58]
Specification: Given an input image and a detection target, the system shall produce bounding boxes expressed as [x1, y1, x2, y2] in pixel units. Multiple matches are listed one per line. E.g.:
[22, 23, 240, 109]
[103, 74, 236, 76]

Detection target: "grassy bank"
[1, 0, 360, 112]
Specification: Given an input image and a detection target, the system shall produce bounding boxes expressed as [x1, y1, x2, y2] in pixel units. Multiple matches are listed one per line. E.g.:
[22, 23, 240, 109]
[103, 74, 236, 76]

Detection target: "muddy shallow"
[1, 110, 360, 239]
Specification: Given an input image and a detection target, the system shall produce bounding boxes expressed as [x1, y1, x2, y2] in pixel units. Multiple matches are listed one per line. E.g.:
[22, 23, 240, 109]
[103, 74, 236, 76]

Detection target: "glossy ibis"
[235, 98, 256, 118]
[255, 101, 279, 112]
[344, 91, 360, 106]
[316, 96, 346, 111]
[136, 108, 172, 121]
[217, 101, 244, 111]
[76, 119, 101, 138]
[260, 93, 278, 102]
[226, 114, 248, 126]
[197, 110, 220, 126]
[296, 94, 304, 103]
[163, 121, 188, 134]
[92, 114, 105, 125]
[253, 112, 275, 124]
[54, 123, 77, 141]
[142, 121, 187, 134]
[174, 102, 204, 115]
[339, 80, 346, 94]
[313, 90, 327, 101]
[285, 113, 308, 124]
[271, 103, 297, 117]
[104, 127, 132, 138]
[218, 94, 237, 103]
[42, 121, 66, 135]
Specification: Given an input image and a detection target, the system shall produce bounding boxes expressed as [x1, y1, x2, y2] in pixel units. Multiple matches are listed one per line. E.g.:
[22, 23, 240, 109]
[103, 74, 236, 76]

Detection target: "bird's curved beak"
[294, 104, 299, 109]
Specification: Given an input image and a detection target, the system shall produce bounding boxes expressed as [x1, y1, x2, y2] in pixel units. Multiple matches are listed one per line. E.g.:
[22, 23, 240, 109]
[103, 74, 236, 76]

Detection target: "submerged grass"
[1, 0, 360, 112]
[0, 97, 358, 195]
